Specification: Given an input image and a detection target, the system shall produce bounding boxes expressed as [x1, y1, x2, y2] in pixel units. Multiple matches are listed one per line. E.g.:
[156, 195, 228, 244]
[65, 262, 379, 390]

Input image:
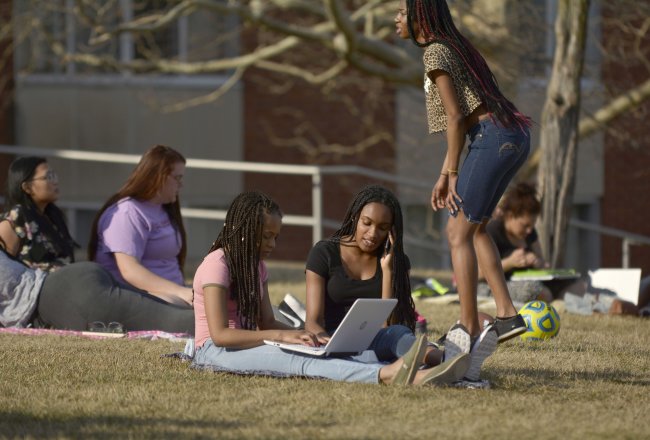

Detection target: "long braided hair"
[208, 191, 282, 330]
[406, 0, 531, 130]
[330, 185, 416, 331]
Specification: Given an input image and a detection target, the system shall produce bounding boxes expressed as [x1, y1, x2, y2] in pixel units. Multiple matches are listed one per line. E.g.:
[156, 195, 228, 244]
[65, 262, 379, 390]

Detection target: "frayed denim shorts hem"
[450, 205, 491, 224]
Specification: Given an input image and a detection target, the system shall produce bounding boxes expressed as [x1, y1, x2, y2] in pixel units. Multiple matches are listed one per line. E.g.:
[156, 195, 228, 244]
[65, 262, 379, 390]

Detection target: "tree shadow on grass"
[0, 412, 241, 439]
[488, 367, 650, 388]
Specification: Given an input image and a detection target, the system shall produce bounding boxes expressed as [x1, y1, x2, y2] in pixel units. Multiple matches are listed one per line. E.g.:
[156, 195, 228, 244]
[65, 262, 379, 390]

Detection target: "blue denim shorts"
[451, 119, 530, 223]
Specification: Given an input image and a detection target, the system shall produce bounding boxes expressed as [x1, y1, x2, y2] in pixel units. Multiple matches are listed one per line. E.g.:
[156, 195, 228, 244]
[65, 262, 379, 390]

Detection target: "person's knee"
[372, 325, 414, 360]
[446, 219, 473, 249]
[472, 224, 490, 244]
[385, 324, 412, 338]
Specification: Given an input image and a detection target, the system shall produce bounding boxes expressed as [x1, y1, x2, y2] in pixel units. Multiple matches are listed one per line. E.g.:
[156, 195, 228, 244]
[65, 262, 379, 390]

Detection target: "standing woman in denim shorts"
[395, 0, 532, 372]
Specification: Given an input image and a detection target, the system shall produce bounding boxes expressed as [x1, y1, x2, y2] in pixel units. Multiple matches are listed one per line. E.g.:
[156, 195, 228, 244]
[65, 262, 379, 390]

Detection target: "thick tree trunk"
[537, 0, 590, 267]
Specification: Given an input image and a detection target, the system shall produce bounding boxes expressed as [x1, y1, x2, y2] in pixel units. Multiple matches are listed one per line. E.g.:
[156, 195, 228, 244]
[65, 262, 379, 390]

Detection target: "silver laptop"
[264, 298, 397, 357]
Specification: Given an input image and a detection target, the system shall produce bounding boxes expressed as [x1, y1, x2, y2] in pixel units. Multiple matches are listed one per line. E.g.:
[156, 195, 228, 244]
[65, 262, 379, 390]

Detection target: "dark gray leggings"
[37, 262, 194, 334]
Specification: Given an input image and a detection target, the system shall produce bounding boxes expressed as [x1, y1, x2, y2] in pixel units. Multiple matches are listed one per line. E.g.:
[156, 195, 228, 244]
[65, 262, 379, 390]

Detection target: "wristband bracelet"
[440, 172, 449, 177]
[447, 169, 459, 174]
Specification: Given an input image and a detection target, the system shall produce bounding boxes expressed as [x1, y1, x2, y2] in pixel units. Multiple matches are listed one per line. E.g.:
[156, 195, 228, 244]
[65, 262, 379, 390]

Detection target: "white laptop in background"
[264, 298, 397, 357]
[589, 268, 642, 305]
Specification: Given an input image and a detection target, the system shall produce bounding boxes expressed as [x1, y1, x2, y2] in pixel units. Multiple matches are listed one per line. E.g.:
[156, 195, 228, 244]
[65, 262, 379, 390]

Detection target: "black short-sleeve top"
[306, 240, 383, 333]
[486, 218, 539, 279]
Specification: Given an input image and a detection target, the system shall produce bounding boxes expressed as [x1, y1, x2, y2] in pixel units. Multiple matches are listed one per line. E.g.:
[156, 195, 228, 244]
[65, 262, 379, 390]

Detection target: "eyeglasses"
[87, 321, 125, 334]
[29, 170, 58, 183]
[170, 174, 184, 184]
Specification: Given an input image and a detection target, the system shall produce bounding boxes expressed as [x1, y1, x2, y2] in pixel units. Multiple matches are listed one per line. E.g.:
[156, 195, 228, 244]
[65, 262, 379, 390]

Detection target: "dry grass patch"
[1, 285, 649, 439]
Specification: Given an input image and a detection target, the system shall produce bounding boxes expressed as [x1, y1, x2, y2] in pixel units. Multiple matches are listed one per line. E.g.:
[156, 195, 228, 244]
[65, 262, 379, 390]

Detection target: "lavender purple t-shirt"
[94, 197, 184, 286]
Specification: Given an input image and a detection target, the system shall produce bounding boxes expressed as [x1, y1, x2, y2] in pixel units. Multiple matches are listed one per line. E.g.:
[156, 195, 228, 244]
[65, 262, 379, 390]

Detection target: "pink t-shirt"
[193, 248, 268, 348]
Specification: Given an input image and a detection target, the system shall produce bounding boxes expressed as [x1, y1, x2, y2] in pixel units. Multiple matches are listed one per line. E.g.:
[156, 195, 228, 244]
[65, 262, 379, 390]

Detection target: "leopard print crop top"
[422, 43, 482, 133]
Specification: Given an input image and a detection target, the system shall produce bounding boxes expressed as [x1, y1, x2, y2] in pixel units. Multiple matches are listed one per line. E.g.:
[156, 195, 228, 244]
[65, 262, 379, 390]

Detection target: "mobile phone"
[384, 238, 391, 253]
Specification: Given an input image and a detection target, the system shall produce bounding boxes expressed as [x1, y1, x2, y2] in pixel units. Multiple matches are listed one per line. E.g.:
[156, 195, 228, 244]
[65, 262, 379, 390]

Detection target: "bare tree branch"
[160, 66, 247, 113]
[521, 76, 650, 179]
[324, 0, 359, 54]
[255, 59, 348, 85]
[580, 77, 650, 138]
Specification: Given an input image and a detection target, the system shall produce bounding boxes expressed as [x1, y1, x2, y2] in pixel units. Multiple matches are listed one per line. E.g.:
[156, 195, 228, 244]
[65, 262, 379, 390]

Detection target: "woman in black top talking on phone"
[305, 185, 443, 366]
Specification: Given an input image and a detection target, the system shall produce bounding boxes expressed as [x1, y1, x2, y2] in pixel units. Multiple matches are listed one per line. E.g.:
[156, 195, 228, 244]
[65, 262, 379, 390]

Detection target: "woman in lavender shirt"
[88, 145, 193, 307]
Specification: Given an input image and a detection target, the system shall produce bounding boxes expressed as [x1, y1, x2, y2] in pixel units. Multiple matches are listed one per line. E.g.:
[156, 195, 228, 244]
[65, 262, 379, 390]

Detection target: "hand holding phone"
[381, 229, 395, 272]
[384, 228, 395, 255]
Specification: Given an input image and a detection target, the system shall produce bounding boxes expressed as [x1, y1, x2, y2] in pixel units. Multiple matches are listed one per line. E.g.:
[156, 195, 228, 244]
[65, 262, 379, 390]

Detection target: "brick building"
[241, 31, 397, 261]
[600, 2, 650, 272]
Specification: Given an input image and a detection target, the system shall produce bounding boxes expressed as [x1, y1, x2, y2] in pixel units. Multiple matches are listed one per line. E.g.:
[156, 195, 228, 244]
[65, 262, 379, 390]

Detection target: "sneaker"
[443, 323, 471, 361]
[464, 325, 498, 381]
[425, 277, 450, 295]
[411, 285, 437, 298]
[493, 314, 527, 342]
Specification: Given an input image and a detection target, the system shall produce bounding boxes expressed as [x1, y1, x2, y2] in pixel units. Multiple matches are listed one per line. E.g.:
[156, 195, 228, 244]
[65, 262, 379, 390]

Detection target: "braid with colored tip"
[330, 185, 416, 331]
[406, 0, 531, 131]
[208, 191, 282, 330]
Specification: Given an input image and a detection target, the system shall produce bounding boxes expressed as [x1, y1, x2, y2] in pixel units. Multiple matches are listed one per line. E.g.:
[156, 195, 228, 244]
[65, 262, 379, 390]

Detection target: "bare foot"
[424, 346, 443, 366]
[378, 359, 403, 384]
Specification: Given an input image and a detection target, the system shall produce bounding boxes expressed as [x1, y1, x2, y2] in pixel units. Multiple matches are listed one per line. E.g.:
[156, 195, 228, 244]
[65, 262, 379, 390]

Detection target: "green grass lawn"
[1, 281, 649, 439]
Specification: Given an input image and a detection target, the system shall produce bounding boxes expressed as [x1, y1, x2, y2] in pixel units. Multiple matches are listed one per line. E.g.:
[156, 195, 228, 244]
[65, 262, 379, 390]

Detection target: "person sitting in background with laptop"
[305, 185, 451, 369]
[191, 191, 470, 385]
[0, 156, 77, 272]
[477, 182, 554, 304]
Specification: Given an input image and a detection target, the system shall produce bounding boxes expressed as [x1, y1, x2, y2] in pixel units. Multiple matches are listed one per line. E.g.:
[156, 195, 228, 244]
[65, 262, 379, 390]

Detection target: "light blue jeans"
[192, 340, 383, 384]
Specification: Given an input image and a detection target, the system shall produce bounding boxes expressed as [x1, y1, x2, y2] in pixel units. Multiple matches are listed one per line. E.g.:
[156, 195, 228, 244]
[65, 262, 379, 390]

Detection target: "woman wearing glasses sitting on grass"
[88, 145, 193, 307]
[0, 156, 76, 272]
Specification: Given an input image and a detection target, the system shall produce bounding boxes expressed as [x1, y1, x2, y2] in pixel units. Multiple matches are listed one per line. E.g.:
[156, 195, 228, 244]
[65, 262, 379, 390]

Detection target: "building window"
[15, 0, 237, 77]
